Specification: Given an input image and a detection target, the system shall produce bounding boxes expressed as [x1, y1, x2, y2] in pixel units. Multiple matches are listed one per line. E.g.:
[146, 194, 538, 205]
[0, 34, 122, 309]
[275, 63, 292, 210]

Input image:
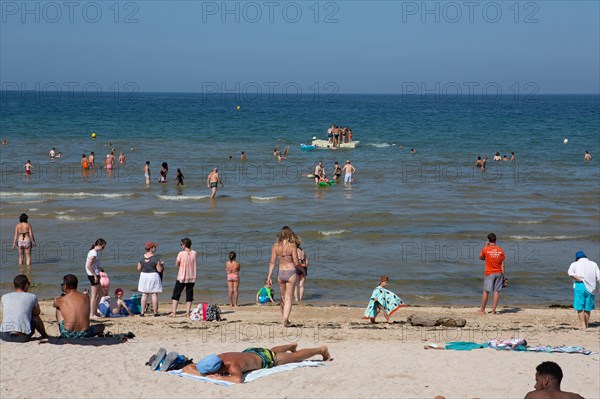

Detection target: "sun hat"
[145, 241, 158, 250]
[196, 354, 223, 374]
[575, 251, 587, 260]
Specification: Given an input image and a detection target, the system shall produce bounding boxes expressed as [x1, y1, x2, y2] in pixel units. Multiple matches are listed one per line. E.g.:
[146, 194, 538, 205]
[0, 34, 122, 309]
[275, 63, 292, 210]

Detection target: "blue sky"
[1, 1, 599, 94]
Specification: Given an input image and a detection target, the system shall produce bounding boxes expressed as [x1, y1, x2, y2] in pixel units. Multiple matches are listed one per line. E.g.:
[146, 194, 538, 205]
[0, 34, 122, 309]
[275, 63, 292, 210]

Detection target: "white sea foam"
[416, 295, 434, 300]
[55, 210, 75, 215]
[157, 195, 210, 201]
[251, 196, 283, 201]
[319, 230, 348, 236]
[0, 191, 133, 199]
[368, 143, 392, 148]
[28, 208, 38, 212]
[511, 220, 543, 224]
[508, 235, 586, 241]
[102, 211, 124, 216]
[56, 215, 96, 221]
[153, 211, 171, 215]
[7, 200, 47, 204]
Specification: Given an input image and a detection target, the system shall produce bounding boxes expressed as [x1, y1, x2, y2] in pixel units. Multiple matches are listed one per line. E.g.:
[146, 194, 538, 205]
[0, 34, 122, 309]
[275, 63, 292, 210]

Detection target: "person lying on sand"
[182, 343, 332, 383]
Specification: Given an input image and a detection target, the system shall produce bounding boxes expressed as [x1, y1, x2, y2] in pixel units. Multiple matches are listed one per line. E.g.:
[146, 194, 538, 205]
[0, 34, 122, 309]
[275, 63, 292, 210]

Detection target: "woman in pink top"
[170, 237, 197, 317]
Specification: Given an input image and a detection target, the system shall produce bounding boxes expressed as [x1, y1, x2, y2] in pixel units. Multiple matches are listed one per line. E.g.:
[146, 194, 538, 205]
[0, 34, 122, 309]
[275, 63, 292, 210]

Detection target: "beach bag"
[129, 294, 142, 314]
[206, 304, 222, 321]
[190, 302, 209, 321]
[190, 303, 221, 321]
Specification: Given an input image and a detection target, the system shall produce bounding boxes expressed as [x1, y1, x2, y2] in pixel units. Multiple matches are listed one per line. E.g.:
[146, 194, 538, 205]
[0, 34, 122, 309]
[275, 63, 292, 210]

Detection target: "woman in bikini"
[225, 251, 240, 307]
[12, 213, 36, 266]
[292, 234, 308, 302]
[267, 226, 300, 327]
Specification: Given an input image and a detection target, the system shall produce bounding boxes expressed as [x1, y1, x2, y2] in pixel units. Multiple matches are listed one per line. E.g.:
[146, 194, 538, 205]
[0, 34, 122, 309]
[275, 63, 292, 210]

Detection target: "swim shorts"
[59, 320, 96, 339]
[243, 347, 276, 369]
[573, 282, 595, 311]
[210, 182, 218, 188]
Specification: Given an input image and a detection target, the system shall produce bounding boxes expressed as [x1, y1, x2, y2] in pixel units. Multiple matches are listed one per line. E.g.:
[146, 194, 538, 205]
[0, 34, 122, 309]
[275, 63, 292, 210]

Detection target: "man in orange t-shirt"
[478, 233, 506, 314]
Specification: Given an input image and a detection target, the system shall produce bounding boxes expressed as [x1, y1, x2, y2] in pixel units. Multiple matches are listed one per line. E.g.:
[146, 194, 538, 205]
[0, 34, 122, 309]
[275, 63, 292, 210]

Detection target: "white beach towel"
[169, 360, 325, 386]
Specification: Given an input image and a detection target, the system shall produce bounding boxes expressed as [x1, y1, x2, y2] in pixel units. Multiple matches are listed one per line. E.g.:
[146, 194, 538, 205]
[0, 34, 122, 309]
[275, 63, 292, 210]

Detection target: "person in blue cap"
[567, 251, 600, 329]
[182, 343, 331, 383]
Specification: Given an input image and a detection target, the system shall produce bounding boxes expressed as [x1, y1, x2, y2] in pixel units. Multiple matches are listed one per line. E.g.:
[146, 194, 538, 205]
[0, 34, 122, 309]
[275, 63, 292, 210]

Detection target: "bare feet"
[168, 313, 176, 318]
[476, 309, 486, 314]
[283, 320, 291, 327]
[184, 313, 190, 318]
[368, 317, 376, 324]
[321, 345, 332, 361]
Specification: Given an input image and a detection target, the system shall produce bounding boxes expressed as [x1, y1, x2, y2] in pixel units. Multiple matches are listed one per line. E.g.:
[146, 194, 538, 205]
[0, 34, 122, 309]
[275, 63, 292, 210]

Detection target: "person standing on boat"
[333, 126, 340, 147]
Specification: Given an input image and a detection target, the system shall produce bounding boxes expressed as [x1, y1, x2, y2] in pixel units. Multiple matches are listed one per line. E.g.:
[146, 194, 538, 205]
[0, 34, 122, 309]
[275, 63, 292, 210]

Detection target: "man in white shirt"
[567, 251, 600, 329]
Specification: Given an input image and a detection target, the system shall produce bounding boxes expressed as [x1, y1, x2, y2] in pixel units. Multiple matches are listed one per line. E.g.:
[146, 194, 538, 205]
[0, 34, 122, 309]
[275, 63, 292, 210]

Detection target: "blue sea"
[1, 92, 599, 307]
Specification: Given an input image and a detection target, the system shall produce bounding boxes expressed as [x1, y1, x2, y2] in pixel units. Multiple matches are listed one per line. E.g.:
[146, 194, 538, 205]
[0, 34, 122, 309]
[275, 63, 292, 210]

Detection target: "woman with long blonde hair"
[267, 226, 300, 327]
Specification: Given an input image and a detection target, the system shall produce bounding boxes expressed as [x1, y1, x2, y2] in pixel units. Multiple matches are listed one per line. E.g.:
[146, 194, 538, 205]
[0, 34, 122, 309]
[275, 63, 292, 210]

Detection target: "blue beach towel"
[445, 341, 486, 351]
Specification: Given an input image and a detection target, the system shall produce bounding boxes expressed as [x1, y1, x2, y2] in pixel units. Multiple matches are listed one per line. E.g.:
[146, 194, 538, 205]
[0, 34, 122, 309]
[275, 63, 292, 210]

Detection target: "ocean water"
[1, 93, 598, 307]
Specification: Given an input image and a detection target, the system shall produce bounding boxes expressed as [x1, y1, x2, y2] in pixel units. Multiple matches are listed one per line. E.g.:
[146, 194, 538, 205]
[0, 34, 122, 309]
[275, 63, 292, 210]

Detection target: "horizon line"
[1, 90, 599, 96]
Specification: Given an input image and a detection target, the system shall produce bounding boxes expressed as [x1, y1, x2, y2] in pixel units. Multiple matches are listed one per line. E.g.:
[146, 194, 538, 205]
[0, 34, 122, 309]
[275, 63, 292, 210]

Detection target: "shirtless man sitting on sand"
[524, 361, 583, 399]
[182, 343, 331, 383]
[53, 274, 105, 339]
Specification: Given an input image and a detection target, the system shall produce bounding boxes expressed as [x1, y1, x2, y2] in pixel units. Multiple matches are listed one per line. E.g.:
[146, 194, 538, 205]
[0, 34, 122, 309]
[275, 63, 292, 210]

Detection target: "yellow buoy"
[91, 132, 97, 139]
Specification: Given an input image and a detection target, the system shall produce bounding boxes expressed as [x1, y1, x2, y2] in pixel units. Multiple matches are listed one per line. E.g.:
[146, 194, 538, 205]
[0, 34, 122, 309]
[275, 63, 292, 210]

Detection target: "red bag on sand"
[190, 303, 209, 321]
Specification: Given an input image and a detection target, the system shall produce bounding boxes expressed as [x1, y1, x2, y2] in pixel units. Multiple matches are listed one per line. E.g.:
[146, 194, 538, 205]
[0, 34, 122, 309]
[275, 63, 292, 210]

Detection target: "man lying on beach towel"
[363, 276, 406, 323]
[181, 343, 331, 383]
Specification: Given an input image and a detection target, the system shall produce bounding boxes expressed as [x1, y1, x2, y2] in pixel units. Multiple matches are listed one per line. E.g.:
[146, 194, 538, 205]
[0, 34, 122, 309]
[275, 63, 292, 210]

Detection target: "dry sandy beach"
[1, 303, 598, 399]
